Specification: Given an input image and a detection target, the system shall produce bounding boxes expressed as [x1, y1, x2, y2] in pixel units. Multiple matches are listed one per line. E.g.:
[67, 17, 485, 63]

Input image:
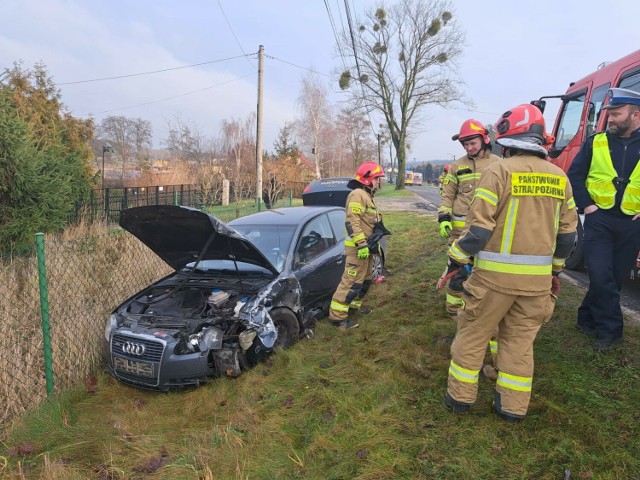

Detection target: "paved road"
[388, 184, 640, 322]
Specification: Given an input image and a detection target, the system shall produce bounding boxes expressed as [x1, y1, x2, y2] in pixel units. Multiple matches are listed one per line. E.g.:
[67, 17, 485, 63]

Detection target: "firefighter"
[438, 120, 501, 315]
[438, 165, 450, 195]
[443, 104, 578, 422]
[567, 88, 640, 350]
[328, 161, 385, 329]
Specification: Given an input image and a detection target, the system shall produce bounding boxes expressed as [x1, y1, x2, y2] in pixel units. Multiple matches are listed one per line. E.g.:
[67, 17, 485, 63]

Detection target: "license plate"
[113, 355, 155, 377]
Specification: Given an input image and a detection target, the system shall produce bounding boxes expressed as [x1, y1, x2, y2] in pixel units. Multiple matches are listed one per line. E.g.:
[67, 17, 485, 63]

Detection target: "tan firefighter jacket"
[448, 153, 578, 295]
[439, 150, 501, 233]
[343, 188, 380, 248]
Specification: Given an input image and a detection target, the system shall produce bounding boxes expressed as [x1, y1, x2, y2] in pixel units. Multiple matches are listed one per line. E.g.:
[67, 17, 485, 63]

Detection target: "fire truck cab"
[532, 49, 640, 274]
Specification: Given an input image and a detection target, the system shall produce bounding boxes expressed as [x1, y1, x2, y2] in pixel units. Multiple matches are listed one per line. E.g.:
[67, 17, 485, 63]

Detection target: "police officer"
[438, 120, 501, 315]
[328, 162, 385, 329]
[443, 104, 578, 422]
[568, 87, 640, 350]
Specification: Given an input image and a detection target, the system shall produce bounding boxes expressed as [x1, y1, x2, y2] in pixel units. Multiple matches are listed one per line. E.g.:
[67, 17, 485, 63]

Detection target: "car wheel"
[271, 309, 300, 349]
[564, 219, 584, 271]
[371, 252, 385, 281]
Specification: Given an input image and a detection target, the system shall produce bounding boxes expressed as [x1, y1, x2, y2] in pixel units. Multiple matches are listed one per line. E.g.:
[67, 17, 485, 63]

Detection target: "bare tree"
[220, 113, 256, 204]
[99, 115, 152, 181]
[131, 118, 152, 172]
[337, 105, 376, 172]
[164, 115, 210, 163]
[338, 0, 465, 189]
[295, 73, 334, 179]
[99, 116, 132, 181]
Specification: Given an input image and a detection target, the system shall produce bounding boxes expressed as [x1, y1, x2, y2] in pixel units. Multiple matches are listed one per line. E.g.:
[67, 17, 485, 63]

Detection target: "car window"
[294, 214, 336, 266]
[327, 209, 346, 243]
[183, 259, 272, 275]
[231, 224, 295, 272]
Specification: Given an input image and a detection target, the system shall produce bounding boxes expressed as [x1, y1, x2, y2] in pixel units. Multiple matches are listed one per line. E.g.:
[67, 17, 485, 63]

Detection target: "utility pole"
[255, 45, 264, 206]
[377, 133, 381, 165]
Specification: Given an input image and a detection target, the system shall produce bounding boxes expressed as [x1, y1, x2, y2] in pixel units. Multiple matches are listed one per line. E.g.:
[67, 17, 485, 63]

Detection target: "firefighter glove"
[357, 245, 370, 259]
[449, 264, 471, 291]
[439, 221, 453, 238]
[551, 272, 561, 296]
[438, 213, 452, 238]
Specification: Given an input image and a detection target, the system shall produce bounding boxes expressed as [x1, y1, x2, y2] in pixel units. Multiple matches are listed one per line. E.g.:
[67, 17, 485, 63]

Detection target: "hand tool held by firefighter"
[357, 246, 370, 259]
[439, 221, 453, 239]
[436, 258, 462, 290]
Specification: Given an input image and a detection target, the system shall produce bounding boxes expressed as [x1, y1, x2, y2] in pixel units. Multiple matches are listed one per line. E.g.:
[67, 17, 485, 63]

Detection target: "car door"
[293, 212, 343, 311]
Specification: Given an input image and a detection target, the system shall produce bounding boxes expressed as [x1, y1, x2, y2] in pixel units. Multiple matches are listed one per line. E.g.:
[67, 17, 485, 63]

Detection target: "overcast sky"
[1, 0, 639, 165]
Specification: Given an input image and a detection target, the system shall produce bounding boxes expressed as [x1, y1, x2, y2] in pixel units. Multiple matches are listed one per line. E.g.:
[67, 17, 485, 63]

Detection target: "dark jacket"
[568, 127, 640, 217]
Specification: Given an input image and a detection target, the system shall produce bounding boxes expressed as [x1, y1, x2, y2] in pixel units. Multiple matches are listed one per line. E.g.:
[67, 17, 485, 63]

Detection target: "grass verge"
[1, 212, 639, 479]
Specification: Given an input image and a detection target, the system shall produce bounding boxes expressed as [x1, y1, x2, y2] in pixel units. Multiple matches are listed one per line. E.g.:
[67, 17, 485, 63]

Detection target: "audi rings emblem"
[122, 341, 146, 356]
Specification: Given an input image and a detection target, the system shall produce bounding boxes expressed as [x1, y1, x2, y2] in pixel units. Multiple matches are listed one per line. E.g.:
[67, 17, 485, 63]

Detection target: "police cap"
[602, 88, 640, 110]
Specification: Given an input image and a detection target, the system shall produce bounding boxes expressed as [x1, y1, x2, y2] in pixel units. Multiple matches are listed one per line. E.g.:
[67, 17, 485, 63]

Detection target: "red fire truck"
[531, 49, 640, 277]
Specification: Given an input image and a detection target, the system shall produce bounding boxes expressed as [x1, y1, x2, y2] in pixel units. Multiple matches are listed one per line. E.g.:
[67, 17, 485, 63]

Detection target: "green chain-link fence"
[0, 190, 303, 439]
[0, 227, 172, 439]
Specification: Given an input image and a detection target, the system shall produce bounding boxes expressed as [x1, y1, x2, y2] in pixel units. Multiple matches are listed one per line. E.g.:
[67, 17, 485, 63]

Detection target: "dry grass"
[0, 219, 170, 437]
[2, 211, 640, 479]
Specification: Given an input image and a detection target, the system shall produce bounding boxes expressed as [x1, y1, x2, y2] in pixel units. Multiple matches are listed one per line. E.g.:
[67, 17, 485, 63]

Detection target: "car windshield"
[231, 224, 296, 272]
[182, 259, 273, 275]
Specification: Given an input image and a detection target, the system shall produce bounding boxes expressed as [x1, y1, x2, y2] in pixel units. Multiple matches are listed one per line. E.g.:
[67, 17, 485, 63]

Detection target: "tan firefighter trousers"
[447, 276, 556, 417]
[329, 247, 374, 322]
[445, 232, 465, 315]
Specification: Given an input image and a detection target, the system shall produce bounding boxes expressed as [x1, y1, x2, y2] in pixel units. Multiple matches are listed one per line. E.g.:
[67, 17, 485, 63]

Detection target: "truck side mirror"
[530, 99, 546, 114]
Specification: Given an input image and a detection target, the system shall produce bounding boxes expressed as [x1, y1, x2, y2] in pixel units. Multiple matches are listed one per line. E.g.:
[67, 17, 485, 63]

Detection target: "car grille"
[110, 333, 165, 386]
[111, 333, 164, 362]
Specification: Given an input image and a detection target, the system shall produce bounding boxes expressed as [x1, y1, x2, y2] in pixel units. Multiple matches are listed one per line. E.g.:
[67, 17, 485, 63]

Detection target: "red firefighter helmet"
[353, 161, 385, 187]
[444, 164, 451, 172]
[452, 119, 490, 144]
[494, 104, 553, 145]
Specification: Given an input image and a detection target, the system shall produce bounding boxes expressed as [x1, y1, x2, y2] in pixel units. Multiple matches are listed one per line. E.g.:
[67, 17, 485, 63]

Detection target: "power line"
[341, 0, 378, 139]
[265, 54, 332, 77]
[88, 72, 256, 115]
[58, 54, 255, 85]
[324, 0, 349, 71]
[343, 0, 363, 83]
[217, 0, 254, 67]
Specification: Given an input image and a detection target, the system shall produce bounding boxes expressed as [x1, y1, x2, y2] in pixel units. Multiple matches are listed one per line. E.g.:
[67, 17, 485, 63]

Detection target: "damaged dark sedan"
[104, 204, 353, 391]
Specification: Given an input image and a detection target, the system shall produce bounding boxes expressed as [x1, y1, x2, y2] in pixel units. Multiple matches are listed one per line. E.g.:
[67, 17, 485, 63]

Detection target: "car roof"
[229, 206, 343, 226]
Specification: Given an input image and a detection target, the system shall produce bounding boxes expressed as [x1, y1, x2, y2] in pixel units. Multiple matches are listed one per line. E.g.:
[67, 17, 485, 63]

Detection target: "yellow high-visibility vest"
[587, 133, 640, 214]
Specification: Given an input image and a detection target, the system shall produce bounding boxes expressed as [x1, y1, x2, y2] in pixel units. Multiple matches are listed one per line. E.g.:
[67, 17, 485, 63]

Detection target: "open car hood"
[119, 205, 279, 275]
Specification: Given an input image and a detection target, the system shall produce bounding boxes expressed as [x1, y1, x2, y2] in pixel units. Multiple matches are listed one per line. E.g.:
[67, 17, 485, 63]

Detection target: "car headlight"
[104, 314, 117, 342]
[186, 327, 223, 353]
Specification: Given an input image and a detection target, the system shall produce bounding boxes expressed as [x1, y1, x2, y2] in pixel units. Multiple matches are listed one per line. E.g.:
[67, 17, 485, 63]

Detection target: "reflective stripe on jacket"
[448, 154, 578, 295]
[587, 133, 640, 214]
[344, 188, 380, 247]
[438, 150, 501, 220]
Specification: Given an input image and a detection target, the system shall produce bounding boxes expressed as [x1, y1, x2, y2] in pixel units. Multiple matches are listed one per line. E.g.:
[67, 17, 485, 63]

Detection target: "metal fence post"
[35, 233, 54, 396]
[174, 191, 179, 206]
[289, 189, 293, 206]
[104, 188, 110, 219]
